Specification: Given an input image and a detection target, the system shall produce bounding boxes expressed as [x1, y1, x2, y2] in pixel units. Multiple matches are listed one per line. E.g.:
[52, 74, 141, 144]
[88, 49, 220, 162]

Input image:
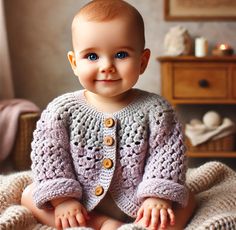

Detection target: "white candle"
[195, 37, 208, 57]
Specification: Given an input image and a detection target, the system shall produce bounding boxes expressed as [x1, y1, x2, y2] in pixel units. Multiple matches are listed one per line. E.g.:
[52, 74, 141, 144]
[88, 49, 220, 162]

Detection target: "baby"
[21, 1, 195, 230]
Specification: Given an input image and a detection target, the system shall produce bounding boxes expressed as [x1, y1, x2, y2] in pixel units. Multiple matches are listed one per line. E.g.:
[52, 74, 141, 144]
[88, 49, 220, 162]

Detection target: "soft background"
[3, 0, 236, 109]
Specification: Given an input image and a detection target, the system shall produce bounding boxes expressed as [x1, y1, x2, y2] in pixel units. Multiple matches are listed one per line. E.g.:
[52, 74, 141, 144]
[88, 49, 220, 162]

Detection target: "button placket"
[94, 117, 117, 201]
[103, 117, 116, 171]
[103, 118, 116, 148]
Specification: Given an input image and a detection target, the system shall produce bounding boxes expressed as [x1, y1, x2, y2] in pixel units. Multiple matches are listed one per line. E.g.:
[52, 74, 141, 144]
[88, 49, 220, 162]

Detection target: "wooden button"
[102, 158, 113, 169]
[104, 136, 114, 146]
[95, 186, 104, 196]
[104, 118, 115, 128]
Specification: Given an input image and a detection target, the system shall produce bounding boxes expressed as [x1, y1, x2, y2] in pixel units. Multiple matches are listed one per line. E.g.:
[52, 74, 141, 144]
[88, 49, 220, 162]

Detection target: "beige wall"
[4, 0, 236, 109]
[0, 0, 14, 99]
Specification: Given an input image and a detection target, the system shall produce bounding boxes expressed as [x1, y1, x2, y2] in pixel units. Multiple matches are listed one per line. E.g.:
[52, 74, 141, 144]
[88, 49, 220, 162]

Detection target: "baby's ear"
[67, 51, 77, 74]
[140, 48, 151, 74]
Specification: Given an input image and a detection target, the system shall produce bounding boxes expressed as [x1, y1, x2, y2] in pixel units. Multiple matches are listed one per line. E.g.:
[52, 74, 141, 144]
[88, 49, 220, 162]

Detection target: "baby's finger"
[55, 217, 62, 230]
[150, 208, 160, 230]
[167, 208, 175, 226]
[61, 217, 70, 229]
[160, 208, 168, 229]
[68, 216, 79, 227]
[76, 212, 86, 226]
[143, 208, 152, 227]
[135, 207, 144, 223]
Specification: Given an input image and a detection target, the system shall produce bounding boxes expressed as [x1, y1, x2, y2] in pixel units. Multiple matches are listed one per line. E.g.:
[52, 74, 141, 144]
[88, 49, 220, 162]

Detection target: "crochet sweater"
[31, 89, 188, 218]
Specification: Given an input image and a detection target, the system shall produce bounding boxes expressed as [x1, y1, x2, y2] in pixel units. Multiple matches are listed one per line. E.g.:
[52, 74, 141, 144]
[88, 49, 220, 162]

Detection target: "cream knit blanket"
[0, 161, 236, 230]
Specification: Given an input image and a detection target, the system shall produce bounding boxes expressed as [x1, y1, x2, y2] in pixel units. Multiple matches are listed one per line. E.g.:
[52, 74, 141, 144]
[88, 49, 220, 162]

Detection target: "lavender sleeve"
[137, 106, 188, 206]
[31, 106, 82, 209]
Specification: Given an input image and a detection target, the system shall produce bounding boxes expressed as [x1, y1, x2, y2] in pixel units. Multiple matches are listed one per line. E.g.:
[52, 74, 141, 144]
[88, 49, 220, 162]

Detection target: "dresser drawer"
[233, 68, 236, 98]
[173, 67, 228, 99]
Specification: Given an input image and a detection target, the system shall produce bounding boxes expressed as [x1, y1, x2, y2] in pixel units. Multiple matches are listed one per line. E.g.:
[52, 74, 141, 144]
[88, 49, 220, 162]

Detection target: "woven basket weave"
[10, 112, 40, 170]
[186, 134, 235, 152]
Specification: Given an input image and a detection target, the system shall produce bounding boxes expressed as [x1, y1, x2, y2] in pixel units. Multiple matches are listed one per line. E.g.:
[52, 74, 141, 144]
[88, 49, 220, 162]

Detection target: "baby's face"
[70, 15, 148, 99]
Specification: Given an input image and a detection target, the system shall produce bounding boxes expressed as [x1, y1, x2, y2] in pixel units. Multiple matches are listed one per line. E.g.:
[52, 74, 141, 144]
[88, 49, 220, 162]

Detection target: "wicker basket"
[10, 112, 40, 170]
[186, 134, 235, 152]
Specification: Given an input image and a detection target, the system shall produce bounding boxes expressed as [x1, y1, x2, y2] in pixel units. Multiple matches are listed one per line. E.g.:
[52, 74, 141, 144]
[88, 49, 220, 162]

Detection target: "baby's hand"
[135, 197, 175, 230]
[53, 198, 89, 230]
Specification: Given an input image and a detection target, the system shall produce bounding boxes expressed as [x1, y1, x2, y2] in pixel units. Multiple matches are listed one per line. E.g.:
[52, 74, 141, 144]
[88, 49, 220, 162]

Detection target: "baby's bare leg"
[21, 183, 55, 227]
[21, 183, 123, 229]
[88, 212, 123, 230]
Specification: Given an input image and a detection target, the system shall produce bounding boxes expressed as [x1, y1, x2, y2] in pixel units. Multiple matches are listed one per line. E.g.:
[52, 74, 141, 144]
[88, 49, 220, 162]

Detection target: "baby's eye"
[86, 53, 98, 61]
[115, 51, 128, 59]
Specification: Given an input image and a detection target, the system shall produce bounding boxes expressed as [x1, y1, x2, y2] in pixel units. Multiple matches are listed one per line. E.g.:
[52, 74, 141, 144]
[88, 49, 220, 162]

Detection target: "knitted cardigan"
[31, 89, 188, 218]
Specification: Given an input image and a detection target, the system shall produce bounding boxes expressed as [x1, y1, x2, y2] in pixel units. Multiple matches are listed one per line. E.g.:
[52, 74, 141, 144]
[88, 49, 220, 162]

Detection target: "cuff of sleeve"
[137, 178, 189, 207]
[33, 178, 82, 209]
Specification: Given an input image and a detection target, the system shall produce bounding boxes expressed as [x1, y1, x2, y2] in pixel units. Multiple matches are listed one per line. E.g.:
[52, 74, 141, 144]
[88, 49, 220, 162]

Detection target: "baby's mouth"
[95, 79, 120, 82]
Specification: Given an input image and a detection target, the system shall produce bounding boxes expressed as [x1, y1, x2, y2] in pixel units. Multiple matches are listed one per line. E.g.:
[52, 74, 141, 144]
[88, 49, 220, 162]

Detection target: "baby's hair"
[71, 0, 145, 49]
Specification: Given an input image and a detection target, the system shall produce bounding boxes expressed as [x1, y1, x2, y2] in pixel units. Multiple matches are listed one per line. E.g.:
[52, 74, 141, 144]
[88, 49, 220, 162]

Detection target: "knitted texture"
[31, 89, 188, 217]
[65, 228, 94, 230]
[0, 171, 37, 230]
[185, 161, 236, 230]
[0, 162, 236, 229]
[117, 223, 147, 230]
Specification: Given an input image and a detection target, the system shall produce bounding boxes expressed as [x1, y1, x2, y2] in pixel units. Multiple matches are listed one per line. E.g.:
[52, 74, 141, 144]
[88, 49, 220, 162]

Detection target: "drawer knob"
[198, 79, 209, 88]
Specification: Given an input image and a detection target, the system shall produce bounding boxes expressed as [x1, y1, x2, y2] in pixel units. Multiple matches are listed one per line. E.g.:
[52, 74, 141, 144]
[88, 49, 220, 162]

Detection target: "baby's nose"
[101, 66, 115, 74]
[100, 60, 115, 74]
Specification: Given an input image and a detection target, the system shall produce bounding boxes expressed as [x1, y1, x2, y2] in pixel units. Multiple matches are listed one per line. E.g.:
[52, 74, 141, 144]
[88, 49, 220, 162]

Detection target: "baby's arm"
[135, 197, 175, 230]
[51, 198, 89, 229]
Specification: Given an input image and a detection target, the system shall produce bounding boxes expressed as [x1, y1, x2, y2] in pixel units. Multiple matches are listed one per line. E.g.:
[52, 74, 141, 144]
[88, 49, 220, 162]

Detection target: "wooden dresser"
[157, 56, 236, 158]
